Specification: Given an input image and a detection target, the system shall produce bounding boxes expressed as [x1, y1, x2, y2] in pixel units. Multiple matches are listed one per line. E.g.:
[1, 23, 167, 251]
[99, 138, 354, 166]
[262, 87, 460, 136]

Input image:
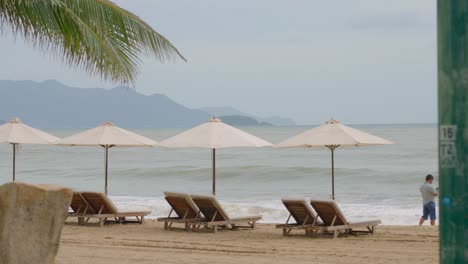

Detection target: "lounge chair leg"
[283, 228, 292, 236]
[140, 216, 144, 224]
[136, 216, 142, 224]
[366, 226, 376, 234]
[333, 230, 339, 239]
[212, 226, 218, 233]
[78, 217, 85, 225]
[99, 218, 104, 227]
[310, 229, 317, 237]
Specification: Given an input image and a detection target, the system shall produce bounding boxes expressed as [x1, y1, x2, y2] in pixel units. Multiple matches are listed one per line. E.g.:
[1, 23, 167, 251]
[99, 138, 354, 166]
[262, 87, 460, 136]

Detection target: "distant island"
[218, 115, 273, 126]
[199, 106, 296, 126]
[0, 80, 296, 129]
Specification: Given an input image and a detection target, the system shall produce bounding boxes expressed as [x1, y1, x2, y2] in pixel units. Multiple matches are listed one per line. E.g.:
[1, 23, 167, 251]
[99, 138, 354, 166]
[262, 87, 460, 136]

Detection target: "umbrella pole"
[331, 147, 335, 200]
[12, 143, 16, 181]
[105, 146, 109, 195]
[212, 148, 216, 196]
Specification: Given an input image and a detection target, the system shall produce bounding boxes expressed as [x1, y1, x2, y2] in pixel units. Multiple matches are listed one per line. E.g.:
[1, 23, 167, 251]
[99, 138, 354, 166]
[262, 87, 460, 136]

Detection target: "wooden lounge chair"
[275, 198, 322, 236]
[79, 192, 151, 226]
[310, 200, 381, 239]
[157, 192, 204, 231]
[68, 192, 97, 224]
[69, 192, 93, 216]
[190, 194, 261, 233]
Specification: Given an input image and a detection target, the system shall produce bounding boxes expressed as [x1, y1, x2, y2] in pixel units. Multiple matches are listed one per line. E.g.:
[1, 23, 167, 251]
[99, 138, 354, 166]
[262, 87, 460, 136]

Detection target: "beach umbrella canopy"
[276, 119, 393, 199]
[158, 117, 272, 195]
[57, 122, 156, 194]
[0, 117, 60, 181]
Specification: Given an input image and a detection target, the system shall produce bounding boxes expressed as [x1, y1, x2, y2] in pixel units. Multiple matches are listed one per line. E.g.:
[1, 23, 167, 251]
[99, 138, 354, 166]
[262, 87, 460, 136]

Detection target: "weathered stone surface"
[0, 182, 72, 264]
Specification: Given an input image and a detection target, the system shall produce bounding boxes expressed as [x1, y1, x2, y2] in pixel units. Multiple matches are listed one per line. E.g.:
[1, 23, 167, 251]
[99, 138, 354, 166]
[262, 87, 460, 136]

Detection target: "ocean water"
[0, 124, 438, 225]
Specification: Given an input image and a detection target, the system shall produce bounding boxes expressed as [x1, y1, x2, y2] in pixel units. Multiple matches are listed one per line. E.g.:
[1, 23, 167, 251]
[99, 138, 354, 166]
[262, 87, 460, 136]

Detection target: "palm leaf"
[0, 0, 186, 84]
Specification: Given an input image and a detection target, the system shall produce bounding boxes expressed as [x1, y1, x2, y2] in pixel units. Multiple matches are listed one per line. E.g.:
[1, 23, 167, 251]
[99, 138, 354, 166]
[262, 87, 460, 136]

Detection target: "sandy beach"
[57, 221, 439, 264]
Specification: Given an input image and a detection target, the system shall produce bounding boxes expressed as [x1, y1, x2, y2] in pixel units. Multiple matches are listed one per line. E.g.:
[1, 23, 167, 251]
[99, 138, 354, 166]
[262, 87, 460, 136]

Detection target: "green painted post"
[437, 1, 467, 263]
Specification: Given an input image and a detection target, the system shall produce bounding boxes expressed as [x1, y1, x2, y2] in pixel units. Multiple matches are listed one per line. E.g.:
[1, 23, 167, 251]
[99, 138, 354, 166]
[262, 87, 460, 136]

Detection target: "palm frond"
[0, 0, 186, 84]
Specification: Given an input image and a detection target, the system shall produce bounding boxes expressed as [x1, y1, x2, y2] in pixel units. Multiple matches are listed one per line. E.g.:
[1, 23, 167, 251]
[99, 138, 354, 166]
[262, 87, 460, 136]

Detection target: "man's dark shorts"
[422, 201, 436, 220]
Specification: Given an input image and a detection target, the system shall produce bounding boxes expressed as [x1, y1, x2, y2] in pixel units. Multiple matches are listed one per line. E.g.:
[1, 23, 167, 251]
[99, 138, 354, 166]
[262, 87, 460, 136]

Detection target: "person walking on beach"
[419, 174, 438, 226]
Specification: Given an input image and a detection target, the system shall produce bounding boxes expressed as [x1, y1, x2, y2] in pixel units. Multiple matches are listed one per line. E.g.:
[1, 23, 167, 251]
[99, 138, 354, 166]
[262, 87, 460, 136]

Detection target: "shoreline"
[57, 220, 439, 264]
[108, 197, 432, 226]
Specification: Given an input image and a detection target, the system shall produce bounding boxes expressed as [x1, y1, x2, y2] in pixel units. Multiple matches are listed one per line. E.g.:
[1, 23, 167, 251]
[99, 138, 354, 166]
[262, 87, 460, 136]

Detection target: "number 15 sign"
[440, 125, 457, 168]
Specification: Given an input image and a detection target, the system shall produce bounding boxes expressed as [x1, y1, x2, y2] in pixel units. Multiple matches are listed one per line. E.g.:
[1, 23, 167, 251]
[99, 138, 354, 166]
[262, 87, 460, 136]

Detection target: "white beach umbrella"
[276, 119, 393, 199]
[57, 122, 156, 194]
[158, 117, 273, 195]
[0, 118, 60, 181]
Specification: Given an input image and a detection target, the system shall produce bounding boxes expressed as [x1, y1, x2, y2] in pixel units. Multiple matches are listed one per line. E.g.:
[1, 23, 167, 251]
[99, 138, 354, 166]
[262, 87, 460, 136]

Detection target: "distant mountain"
[0, 80, 210, 129]
[199, 106, 296, 126]
[218, 115, 273, 126]
[261, 116, 296, 126]
[200, 106, 246, 117]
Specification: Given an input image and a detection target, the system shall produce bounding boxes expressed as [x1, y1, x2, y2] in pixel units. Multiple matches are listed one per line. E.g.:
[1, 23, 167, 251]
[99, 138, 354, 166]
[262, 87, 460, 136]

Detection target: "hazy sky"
[0, 0, 436, 125]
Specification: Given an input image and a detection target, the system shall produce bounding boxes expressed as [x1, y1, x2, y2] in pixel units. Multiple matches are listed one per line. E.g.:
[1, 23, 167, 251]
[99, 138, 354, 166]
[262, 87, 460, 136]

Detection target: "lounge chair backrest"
[190, 195, 229, 222]
[69, 192, 84, 213]
[69, 192, 94, 214]
[310, 200, 348, 226]
[163, 192, 200, 219]
[81, 192, 119, 214]
[281, 199, 317, 225]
